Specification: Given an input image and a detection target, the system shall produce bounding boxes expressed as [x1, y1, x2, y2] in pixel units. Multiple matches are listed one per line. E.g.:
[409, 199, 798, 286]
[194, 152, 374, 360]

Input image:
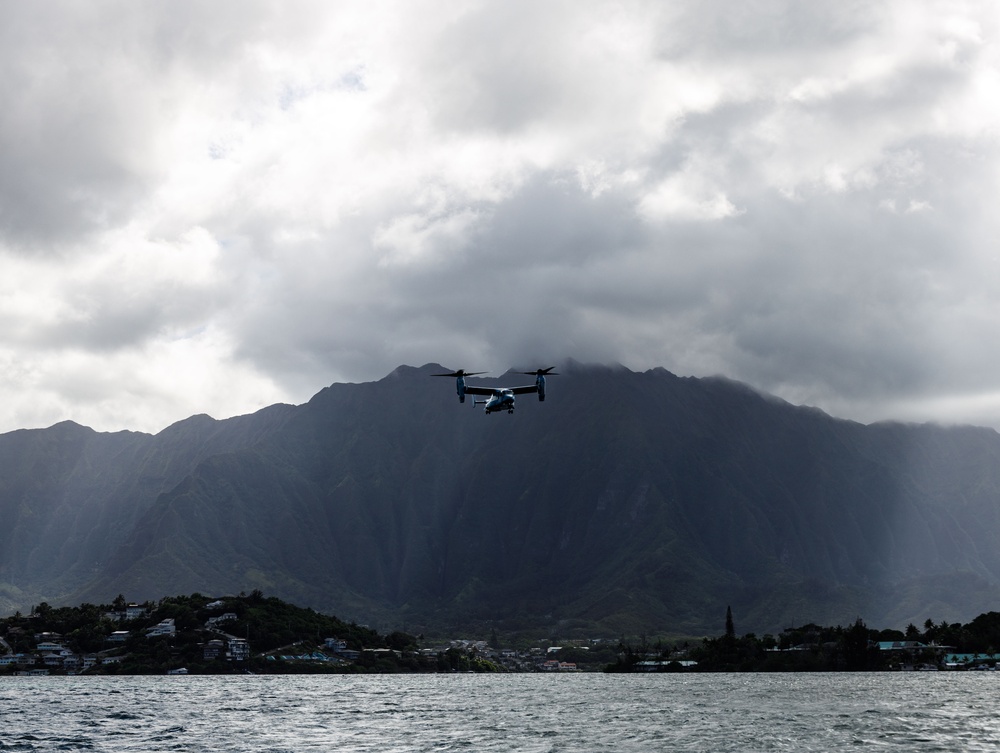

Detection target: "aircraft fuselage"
[478, 389, 516, 414]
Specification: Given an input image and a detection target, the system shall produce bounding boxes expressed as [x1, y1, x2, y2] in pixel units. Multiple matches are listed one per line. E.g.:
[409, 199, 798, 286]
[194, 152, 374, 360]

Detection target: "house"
[126, 604, 146, 620]
[228, 638, 250, 662]
[878, 640, 928, 651]
[42, 653, 65, 667]
[325, 639, 359, 660]
[205, 613, 238, 628]
[146, 618, 176, 637]
[450, 639, 489, 653]
[203, 639, 225, 660]
[108, 631, 130, 643]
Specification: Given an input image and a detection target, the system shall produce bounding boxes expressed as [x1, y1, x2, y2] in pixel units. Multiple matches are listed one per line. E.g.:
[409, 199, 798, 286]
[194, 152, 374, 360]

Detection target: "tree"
[725, 606, 735, 639]
[385, 631, 417, 652]
[841, 618, 876, 671]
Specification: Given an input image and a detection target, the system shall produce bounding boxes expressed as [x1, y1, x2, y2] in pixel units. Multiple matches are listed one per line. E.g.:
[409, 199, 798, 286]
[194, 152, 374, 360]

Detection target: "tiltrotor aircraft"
[432, 367, 558, 414]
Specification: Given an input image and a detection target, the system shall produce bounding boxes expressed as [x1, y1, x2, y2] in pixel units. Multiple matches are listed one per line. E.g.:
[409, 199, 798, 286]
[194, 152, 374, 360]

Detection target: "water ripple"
[2, 674, 999, 752]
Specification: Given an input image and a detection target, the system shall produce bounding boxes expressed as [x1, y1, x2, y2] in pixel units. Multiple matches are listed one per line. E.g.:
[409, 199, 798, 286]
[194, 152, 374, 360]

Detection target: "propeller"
[431, 369, 488, 378]
[518, 367, 559, 376]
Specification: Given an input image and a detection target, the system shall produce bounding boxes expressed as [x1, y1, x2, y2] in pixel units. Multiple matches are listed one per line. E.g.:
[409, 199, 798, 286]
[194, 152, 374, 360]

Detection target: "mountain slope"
[0, 405, 296, 614]
[5, 363, 1000, 635]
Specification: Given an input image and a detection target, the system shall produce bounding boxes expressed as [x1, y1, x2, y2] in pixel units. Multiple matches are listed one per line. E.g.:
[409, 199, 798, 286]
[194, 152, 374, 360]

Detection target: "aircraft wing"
[463, 386, 500, 396]
[509, 385, 539, 395]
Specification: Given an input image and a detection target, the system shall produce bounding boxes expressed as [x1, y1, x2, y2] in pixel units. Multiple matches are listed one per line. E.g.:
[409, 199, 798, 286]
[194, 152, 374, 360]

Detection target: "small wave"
[1, 739, 41, 752]
[55, 739, 95, 751]
[105, 711, 142, 720]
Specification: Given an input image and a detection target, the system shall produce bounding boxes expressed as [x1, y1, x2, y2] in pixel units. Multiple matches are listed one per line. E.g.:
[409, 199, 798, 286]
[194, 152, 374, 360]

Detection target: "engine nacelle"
[537, 374, 546, 401]
[457, 375, 466, 403]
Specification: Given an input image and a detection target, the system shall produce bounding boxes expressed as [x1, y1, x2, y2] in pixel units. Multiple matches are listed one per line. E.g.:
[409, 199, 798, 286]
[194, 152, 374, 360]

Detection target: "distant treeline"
[607, 610, 1000, 672]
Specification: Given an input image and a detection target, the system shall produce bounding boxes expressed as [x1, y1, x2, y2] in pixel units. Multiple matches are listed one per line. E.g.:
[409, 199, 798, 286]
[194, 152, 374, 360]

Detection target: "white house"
[146, 618, 176, 637]
[205, 613, 238, 627]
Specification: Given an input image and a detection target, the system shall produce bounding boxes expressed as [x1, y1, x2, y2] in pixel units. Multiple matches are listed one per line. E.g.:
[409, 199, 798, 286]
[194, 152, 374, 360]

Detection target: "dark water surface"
[2, 673, 998, 751]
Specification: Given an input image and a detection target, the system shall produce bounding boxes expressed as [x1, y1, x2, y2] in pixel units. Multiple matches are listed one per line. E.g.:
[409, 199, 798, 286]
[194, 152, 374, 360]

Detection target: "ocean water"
[1, 673, 998, 752]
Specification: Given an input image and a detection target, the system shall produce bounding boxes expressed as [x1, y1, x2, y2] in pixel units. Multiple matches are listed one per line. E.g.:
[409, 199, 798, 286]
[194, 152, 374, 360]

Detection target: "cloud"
[1, 0, 999, 433]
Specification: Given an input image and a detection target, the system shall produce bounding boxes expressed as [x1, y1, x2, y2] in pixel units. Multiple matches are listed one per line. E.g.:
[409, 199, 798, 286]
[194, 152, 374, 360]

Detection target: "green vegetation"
[9, 593, 1000, 675]
[0, 592, 436, 675]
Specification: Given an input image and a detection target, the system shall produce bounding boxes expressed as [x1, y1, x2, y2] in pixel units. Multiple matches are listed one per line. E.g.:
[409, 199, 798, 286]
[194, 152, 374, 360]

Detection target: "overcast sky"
[1, 0, 999, 434]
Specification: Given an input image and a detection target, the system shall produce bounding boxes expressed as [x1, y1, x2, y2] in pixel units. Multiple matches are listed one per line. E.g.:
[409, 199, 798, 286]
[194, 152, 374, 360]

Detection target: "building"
[205, 613, 238, 628]
[325, 638, 360, 660]
[146, 618, 176, 638]
[228, 638, 250, 662]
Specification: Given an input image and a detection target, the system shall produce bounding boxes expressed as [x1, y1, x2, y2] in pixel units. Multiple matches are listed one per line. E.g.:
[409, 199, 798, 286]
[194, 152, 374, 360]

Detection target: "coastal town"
[0, 593, 623, 675]
[0, 621, 613, 676]
[3, 593, 1000, 675]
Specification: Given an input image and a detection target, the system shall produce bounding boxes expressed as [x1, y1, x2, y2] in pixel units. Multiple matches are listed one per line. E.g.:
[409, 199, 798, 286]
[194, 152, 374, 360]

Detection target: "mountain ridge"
[3, 362, 1000, 636]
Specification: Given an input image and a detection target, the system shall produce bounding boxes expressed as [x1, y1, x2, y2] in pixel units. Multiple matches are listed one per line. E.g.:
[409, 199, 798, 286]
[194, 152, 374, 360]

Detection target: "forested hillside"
[4, 362, 1000, 636]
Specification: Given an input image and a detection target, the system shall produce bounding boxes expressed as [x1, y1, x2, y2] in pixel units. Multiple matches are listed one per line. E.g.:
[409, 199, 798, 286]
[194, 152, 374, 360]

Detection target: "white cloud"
[1, 0, 1000, 433]
[638, 176, 743, 222]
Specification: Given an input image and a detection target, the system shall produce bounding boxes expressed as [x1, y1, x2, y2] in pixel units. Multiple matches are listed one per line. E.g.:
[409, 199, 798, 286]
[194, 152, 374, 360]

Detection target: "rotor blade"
[518, 367, 558, 376]
[431, 369, 488, 377]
